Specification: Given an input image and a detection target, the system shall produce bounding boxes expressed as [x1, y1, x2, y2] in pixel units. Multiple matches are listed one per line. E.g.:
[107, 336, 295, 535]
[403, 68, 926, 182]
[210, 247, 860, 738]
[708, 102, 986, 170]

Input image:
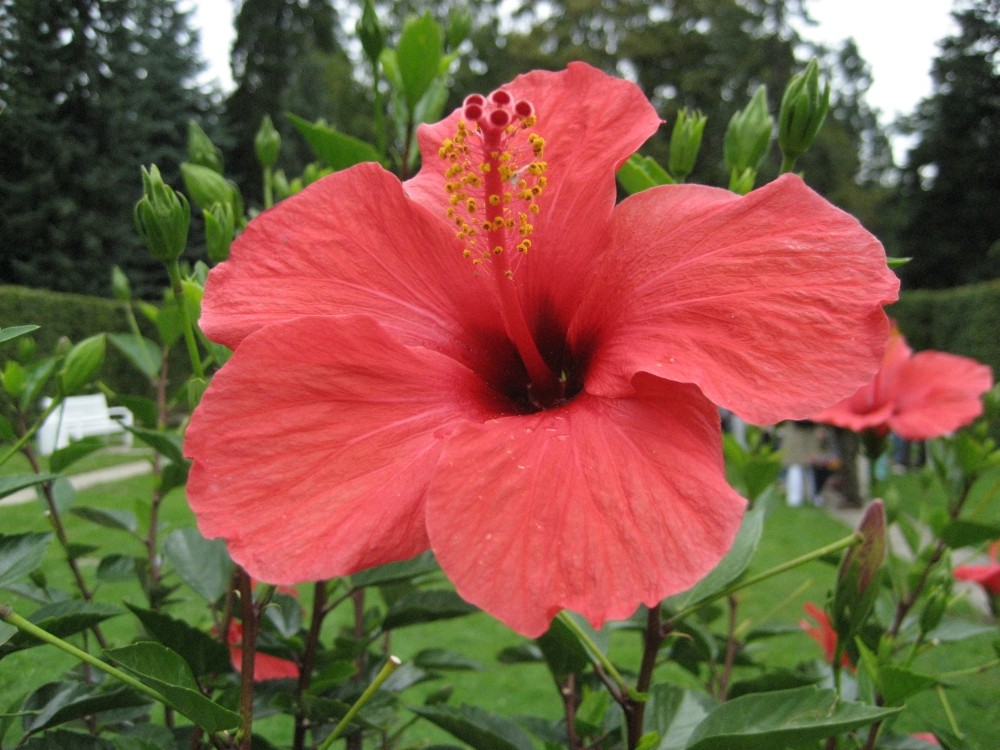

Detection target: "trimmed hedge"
[4, 279, 998, 399]
[0, 284, 186, 399]
[890, 279, 1000, 377]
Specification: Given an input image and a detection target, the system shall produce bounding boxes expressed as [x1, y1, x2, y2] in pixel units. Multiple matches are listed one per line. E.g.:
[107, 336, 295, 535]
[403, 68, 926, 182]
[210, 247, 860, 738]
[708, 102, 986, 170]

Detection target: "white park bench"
[35, 394, 134, 456]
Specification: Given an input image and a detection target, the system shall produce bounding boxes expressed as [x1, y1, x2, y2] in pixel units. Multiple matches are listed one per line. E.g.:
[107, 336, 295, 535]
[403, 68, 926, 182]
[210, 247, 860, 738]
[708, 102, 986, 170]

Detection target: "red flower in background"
[812, 325, 993, 440]
[800, 602, 852, 669]
[227, 622, 299, 682]
[185, 63, 898, 637]
[954, 541, 1000, 595]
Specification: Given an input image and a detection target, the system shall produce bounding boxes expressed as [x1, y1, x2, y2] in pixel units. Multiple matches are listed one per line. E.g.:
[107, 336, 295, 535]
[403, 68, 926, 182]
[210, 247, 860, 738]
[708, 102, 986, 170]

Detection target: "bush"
[890, 279, 1000, 375]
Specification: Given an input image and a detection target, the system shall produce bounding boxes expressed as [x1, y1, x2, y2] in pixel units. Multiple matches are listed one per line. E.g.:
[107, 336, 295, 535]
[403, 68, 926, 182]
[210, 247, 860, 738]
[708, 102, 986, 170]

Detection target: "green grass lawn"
[0, 444, 153, 477]
[2, 475, 997, 748]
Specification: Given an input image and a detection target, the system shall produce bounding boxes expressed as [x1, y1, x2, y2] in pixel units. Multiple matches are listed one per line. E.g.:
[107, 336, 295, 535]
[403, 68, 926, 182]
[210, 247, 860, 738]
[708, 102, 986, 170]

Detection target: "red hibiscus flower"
[800, 602, 852, 669]
[954, 541, 1000, 595]
[184, 63, 898, 637]
[812, 324, 993, 440]
[227, 622, 299, 681]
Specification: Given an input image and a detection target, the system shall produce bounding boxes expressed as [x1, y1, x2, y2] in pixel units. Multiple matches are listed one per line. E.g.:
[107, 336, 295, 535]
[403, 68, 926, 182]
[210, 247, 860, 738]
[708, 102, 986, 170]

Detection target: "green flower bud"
[203, 202, 235, 263]
[111, 265, 132, 302]
[446, 6, 473, 50]
[778, 58, 831, 168]
[58, 334, 106, 396]
[728, 166, 757, 196]
[2, 360, 27, 399]
[181, 162, 240, 213]
[272, 169, 294, 201]
[919, 587, 949, 635]
[254, 115, 281, 170]
[832, 500, 886, 644]
[302, 162, 332, 187]
[668, 108, 707, 182]
[724, 86, 773, 176]
[134, 165, 190, 263]
[357, 0, 385, 64]
[187, 121, 224, 173]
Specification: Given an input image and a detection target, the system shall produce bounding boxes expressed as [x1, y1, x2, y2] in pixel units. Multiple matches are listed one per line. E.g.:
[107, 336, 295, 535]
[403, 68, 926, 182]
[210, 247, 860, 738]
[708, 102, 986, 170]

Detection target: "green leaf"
[0, 473, 57, 500]
[70, 506, 139, 534]
[0, 621, 16, 647]
[683, 686, 900, 750]
[350, 551, 439, 588]
[124, 604, 231, 676]
[878, 665, 938, 707]
[58, 334, 106, 395]
[96, 554, 139, 582]
[108, 333, 162, 381]
[1, 602, 121, 658]
[287, 114, 382, 171]
[645, 685, 713, 750]
[939, 518, 1000, 548]
[410, 704, 534, 750]
[668, 508, 765, 610]
[535, 612, 592, 682]
[48, 437, 104, 473]
[105, 642, 241, 733]
[0, 533, 53, 588]
[617, 153, 675, 194]
[382, 590, 477, 629]
[396, 13, 443, 113]
[125, 426, 185, 464]
[162, 528, 232, 602]
[412, 648, 483, 672]
[20, 682, 149, 736]
[0, 325, 40, 345]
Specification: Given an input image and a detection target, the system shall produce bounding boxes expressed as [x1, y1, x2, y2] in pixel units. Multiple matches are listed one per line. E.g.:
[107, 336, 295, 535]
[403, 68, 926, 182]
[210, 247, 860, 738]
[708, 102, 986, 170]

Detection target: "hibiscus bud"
[724, 86, 773, 177]
[302, 162, 332, 187]
[446, 6, 473, 50]
[187, 121, 224, 174]
[832, 500, 886, 643]
[2, 361, 26, 399]
[181, 162, 241, 215]
[204, 202, 236, 263]
[357, 0, 384, 63]
[58, 334, 106, 396]
[668, 108, 707, 182]
[134, 165, 190, 264]
[254, 115, 281, 170]
[729, 166, 757, 196]
[778, 58, 830, 169]
[111, 265, 132, 302]
[919, 586, 949, 635]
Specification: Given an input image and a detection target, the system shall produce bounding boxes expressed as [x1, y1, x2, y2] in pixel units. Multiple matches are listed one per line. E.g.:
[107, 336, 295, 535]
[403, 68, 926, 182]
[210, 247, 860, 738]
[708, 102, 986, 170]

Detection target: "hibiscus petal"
[407, 63, 661, 337]
[425, 373, 746, 637]
[200, 163, 510, 379]
[888, 351, 993, 439]
[811, 398, 895, 435]
[575, 174, 899, 424]
[185, 315, 500, 584]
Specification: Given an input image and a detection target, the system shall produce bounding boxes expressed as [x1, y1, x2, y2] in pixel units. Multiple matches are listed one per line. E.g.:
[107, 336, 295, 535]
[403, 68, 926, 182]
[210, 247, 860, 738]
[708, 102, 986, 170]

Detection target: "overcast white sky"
[188, 0, 957, 154]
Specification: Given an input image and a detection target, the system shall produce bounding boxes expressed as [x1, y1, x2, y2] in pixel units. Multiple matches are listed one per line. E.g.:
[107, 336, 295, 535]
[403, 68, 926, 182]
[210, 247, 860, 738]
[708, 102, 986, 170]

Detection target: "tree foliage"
[894, 0, 1000, 288]
[0, 0, 212, 297]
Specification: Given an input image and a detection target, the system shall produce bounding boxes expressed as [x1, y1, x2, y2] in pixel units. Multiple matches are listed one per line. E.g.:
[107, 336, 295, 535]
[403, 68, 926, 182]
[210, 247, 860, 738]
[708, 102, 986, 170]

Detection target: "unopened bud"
[668, 108, 707, 182]
[134, 165, 190, 263]
[724, 86, 773, 176]
[254, 115, 281, 170]
[111, 266, 132, 302]
[832, 500, 886, 643]
[203, 202, 236, 263]
[446, 6, 473, 50]
[357, 0, 385, 63]
[187, 121, 224, 173]
[728, 166, 757, 196]
[181, 162, 240, 213]
[779, 58, 831, 168]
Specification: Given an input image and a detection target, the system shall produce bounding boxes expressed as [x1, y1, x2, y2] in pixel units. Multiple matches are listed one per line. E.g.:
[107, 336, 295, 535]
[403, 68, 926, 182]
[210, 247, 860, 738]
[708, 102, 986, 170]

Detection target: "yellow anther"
[493, 245, 503, 255]
[529, 204, 540, 214]
[480, 163, 491, 173]
[466, 198, 477, 213]
[504, 269, 514, 279]
[518, 239, 532, 253]
[492, 217, 505, 230]
[462, 249, 471, 258]
[488, 194, 502, 206]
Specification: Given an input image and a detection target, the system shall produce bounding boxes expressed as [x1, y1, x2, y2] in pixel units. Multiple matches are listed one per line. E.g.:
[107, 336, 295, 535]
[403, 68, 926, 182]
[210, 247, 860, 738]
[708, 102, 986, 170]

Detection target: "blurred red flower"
[954, 541, 1000, 595]
[227, 622, 299, 682]
[812, 324, 992, 440]
[800, 602, 852, 669]
[185, 63, 898, 636]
